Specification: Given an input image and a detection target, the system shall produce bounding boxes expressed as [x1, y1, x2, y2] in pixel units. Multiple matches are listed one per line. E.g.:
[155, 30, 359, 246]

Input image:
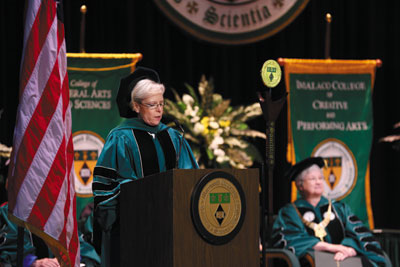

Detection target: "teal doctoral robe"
[1, 202, 101, 267]
[0, 203, 36, 266]
[271, 196, 387, 266]
[92, 118, 198, 267]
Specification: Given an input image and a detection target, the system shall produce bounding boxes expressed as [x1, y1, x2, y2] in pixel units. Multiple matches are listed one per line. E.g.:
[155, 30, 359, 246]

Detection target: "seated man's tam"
[286, 157, 325, 181]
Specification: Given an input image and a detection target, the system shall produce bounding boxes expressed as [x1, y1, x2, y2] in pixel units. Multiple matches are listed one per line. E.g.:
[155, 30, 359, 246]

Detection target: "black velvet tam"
[116, 66, 160, 118]
[286, 157, 325, 181]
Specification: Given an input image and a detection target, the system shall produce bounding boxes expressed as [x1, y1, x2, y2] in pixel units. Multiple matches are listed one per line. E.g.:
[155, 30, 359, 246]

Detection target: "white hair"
[130, 79, 165, 107]
[295, 164, 323, 188]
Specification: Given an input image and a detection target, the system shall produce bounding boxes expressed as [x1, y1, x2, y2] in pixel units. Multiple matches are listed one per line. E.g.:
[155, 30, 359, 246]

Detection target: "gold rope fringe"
[67, 53, 142, 72]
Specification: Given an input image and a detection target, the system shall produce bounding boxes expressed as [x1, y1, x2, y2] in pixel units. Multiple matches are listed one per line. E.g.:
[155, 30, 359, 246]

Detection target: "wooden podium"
[120, 168, 259, 267]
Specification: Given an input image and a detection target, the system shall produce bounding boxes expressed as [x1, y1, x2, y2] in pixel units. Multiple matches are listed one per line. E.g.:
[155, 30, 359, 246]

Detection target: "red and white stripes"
[8, 0, 79, 265]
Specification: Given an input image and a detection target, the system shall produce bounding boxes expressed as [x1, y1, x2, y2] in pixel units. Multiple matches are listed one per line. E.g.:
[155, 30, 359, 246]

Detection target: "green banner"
[282, 59, 379, 227]
[67, 53, 142, 217]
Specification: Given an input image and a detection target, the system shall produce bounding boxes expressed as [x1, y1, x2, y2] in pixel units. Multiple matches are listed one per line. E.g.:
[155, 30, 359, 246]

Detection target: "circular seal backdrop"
[191, 171, 246, 245]
[72, 131, 105, 197]
[153, 0, 310, 45]
[312, 138, 358, 200]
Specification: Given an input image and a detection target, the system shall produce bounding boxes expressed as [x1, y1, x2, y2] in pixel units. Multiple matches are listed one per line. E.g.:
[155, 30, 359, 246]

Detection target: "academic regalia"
[0, 202, 36, 266]
[78, 203, 101, 267]
[93, 118, 199, 267]
[271, 196, 387, 266]
[1, 201, 101, 267]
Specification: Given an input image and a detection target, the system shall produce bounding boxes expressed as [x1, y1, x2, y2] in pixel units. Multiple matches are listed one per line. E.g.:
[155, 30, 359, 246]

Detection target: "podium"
[120, 169, 259, 267]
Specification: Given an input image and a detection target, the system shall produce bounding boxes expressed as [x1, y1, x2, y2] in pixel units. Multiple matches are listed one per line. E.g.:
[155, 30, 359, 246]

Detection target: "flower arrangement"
[164, 75, 266, 168]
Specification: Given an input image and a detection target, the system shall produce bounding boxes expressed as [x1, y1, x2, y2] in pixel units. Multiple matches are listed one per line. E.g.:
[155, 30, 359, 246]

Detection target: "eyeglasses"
[305, 176, 324, 182]
[139, 102, 165, 110]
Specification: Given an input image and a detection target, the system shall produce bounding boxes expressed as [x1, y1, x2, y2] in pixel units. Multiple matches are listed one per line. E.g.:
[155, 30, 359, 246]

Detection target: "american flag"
[7, 0, 80, 266]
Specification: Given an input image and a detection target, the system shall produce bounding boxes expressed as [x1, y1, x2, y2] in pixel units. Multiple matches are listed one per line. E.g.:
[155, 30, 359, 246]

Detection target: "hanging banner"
[281, 58, 380, 228]
[153, 0, 309, 45]
[67, 53, 142, 216]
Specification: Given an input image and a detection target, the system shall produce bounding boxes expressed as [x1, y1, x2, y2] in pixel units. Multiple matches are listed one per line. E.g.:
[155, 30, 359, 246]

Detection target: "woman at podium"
[271, 157, 387, 266]
[92, 66, 198, 267]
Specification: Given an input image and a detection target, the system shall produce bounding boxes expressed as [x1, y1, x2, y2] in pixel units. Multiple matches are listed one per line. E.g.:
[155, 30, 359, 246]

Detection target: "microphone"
[174, 120, 185, 169]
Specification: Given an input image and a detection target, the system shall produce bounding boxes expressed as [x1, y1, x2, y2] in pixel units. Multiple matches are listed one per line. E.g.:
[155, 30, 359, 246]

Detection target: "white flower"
[184, 107, 191, 117]
[214, 149, 229, 163]
[224, 127, 230, 134]
[209, 136, 224, 150]
[190, 115, 200, 123]
[209, 121, 219, 129]
[213, 148, 225, 157]
[225, 137, 247, 148]
[184, 102, 200, 118]
[182, 94, 194, 105]
[216, 155, 229, 163]
[191, 106, 199, 116]
[193, 122, 205, 135]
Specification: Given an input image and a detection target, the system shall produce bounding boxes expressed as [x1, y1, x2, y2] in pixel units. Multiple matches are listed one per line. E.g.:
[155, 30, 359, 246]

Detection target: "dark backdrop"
[1, 0, 399, 229]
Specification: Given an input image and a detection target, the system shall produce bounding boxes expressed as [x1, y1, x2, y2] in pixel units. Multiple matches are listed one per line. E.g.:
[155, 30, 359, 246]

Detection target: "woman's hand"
[31, 258, 60, 267]
[313, 242, 357, 261]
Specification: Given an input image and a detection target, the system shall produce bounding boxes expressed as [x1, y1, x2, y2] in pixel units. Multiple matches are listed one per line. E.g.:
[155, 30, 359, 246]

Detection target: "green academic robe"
[0, 203, 36, 266]
[271, 196, 386, 266]
[93, 118, 198, 267]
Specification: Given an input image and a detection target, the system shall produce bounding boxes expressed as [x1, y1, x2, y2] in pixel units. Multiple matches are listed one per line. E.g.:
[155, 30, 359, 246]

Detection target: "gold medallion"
[198, 178, 241, 237]
[261, 59, 282, 88]
[293, 200, 332, 242]
[313, 223, 327, 241]
[191, 171, 246, 245]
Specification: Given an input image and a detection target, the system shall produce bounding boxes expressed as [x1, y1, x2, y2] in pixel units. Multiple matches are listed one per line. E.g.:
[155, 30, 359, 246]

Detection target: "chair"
[261, 248, 392, 267]
[262, 248, 301, 267]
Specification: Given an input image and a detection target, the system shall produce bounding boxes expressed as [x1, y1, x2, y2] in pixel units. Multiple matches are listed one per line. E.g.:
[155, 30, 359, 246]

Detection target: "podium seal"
[191, 171, 246, 245]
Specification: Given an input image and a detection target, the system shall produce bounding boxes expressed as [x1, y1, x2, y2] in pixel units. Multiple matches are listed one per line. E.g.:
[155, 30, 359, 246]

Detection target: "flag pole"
[258, 60, 286, 267]
[324, 13, 332, 59]
[79, 5, 87, 53]
[17, 227, 24, 267]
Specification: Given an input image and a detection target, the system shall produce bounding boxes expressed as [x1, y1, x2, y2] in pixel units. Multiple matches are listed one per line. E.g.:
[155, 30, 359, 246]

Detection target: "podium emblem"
[191, 171, 246, 245]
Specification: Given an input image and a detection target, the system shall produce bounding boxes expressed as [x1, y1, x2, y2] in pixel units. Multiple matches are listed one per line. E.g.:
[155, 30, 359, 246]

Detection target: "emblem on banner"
[324, 156, 342, 190]
[312, 138, 357, 200]
[72, 131, 104, 197]
[191, 171, 246, 245]
[153, 0, 310, 45]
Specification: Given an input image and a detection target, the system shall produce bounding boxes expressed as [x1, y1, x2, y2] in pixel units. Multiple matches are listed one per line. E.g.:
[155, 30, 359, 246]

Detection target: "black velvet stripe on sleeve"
[92, 180, 119, 192]
[156, 129, 176, 170]
[365, 244, 384, 256]
[94, 191, 119, 207]
[354, 226, 371, 234]
[360, 236, 378, 242]
[133, 129, 160, 177]
[348, 215, 362, 223]
[94, 166, 123, 179]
